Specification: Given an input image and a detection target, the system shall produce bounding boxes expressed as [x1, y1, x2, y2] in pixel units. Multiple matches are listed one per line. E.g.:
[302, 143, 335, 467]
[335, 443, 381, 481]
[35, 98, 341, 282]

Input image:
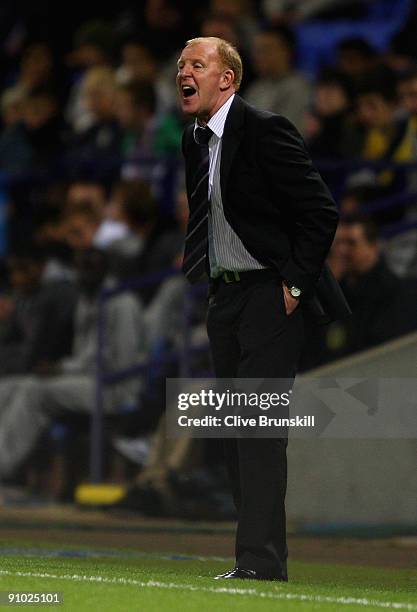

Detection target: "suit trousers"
[206, 274, 304, 580]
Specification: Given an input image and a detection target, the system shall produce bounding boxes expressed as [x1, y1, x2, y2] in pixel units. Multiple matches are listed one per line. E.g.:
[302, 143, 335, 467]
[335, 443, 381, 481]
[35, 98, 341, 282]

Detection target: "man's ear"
[220, 69, 235, 91]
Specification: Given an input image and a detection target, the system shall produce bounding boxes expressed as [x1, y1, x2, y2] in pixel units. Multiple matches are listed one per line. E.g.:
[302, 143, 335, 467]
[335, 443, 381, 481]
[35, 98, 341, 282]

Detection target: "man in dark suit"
[177, 36, 347, 582]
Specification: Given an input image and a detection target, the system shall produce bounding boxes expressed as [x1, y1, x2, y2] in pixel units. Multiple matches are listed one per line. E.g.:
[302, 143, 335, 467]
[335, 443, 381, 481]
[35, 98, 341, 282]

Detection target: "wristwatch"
[286, 285, 302, 299]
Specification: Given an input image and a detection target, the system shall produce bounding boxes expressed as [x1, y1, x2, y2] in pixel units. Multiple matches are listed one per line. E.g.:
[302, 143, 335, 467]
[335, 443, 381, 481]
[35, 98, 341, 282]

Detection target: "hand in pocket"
[282, 282, 300, 315]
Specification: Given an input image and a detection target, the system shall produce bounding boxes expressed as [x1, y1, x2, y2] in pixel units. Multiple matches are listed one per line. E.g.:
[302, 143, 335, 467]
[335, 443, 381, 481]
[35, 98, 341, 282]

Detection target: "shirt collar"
[194, 93, 235, 140]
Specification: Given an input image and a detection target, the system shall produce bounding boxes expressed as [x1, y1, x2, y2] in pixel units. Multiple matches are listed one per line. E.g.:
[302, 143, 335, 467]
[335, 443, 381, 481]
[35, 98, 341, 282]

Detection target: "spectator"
[302, 216, 417, 368]
[115, 80, 182, 171]
[355, 68, 404, 160]
[63, 200, 128, 252]
[65, 20, 116, 133]
[305, 69, 354, 160]
[116, 41, 157, 85]
[66, 180, 129, 248]
[0, 90, 32, 175]
[33, 209, 75, 283]
[66, 180, 107, 212]
[80, 66, 118, 128]
[338, 184, 379, 219]
[398, 68, 417, 121]
[0, 248, 76, 376]
[379, 72, 417, 278]
[342, 217, 416, 350]
[13, 43, 57, 98]
[21, 88, 67, 172]
[106, 181, 147, 263]
[115, 81, 158, 159]
[343, 67, 414, 218]
[68, 20, 115, 71]
[0, 88, 66, 176]
[116, 41, 177, 115]
[337, 216, 416, 354]
[0, 87, 25, 128]
[1, 88, 69, 250]
[109, 180, 182, 299]
[244, 25, 311, 133]
[63, 201, 102, 251]
[68, 66, 122, 180]
[397, 68, 417, 195]
[385, 31, 417, 74]
[0, 248, 145, 482]
[336, 37, 379, 91]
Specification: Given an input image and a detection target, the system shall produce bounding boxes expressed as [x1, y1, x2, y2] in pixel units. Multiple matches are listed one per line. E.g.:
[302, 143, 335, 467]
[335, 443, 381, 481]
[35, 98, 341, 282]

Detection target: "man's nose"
[179, 64, 192, 78]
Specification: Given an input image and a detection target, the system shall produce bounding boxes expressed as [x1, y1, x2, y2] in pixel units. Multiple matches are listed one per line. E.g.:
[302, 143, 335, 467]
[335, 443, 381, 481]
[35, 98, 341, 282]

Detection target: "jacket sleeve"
[257, 114, 339, 295]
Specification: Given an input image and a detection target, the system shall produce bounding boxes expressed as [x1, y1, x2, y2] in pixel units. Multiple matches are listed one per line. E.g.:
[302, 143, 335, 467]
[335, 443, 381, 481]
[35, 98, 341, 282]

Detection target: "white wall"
[287, 333, 417, 525]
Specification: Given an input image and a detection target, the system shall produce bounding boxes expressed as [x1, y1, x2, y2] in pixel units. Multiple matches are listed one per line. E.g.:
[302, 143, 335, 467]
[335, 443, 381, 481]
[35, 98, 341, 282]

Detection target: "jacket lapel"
[220, 94, 246, 204]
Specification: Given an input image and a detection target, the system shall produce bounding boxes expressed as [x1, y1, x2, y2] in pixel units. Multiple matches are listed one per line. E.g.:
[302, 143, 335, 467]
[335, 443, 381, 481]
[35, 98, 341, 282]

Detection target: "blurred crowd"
[1, 0, 417, 513]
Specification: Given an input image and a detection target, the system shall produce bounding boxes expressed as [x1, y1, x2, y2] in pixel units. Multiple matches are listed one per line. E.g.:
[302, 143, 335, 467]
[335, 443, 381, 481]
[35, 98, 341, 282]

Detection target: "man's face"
[67, 183, 106, 212]
[74, 44, 106, 68]
[345, 223, 379, 274]
[357, 93, 393, 128]
[64, 214, 97, 250]
[339, 50, 372, 78]
[315, 83, 348, 116]
[23, 96, 56, 130]
[176, 41, 232, 120]
[398, 78, 417, 116]
[21, 44, 52, 84]
[83, 84, 114, 119]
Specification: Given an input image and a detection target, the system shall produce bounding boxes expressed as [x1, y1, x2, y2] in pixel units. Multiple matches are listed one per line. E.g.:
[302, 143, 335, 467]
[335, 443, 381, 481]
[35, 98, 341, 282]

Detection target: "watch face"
[290, 286, 301, 298]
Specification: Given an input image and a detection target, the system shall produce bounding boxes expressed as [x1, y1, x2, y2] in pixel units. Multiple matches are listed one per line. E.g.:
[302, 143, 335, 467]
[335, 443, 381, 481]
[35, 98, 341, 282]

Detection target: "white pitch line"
[1, 570, 416, 610]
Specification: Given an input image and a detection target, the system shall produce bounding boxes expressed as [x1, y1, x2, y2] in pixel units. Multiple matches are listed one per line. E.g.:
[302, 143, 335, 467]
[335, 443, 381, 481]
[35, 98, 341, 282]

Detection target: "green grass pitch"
[0, 540, 416, 611]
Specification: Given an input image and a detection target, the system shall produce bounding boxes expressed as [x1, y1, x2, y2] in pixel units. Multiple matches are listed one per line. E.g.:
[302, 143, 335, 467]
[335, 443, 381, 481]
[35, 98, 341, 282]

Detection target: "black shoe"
[214, 567, 285, 581]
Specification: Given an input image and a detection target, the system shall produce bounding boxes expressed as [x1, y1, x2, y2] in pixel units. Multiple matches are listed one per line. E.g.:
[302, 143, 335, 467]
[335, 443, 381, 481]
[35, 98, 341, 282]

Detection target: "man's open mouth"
[182, 85, 197, 98]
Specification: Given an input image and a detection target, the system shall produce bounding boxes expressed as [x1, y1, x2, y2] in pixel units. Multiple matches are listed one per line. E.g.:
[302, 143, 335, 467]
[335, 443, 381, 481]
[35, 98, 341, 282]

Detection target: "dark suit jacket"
[182, 94, 351, 323]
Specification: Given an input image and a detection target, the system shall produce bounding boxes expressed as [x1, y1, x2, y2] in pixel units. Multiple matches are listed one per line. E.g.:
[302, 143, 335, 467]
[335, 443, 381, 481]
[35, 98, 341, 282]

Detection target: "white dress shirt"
[194, 94, 265, 278]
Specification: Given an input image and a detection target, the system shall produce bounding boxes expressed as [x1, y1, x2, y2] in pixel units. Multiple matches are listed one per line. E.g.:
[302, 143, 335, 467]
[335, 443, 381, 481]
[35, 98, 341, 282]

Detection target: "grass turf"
[0, 540, 416, 611]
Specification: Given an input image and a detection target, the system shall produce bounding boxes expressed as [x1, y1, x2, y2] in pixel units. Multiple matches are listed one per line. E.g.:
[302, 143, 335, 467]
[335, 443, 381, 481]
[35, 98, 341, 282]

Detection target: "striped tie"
[182, 126, 213, 283]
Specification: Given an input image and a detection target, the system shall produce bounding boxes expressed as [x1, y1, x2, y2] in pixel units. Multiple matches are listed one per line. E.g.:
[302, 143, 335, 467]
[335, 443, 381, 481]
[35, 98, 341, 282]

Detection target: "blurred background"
[0, 0, 416, 539]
